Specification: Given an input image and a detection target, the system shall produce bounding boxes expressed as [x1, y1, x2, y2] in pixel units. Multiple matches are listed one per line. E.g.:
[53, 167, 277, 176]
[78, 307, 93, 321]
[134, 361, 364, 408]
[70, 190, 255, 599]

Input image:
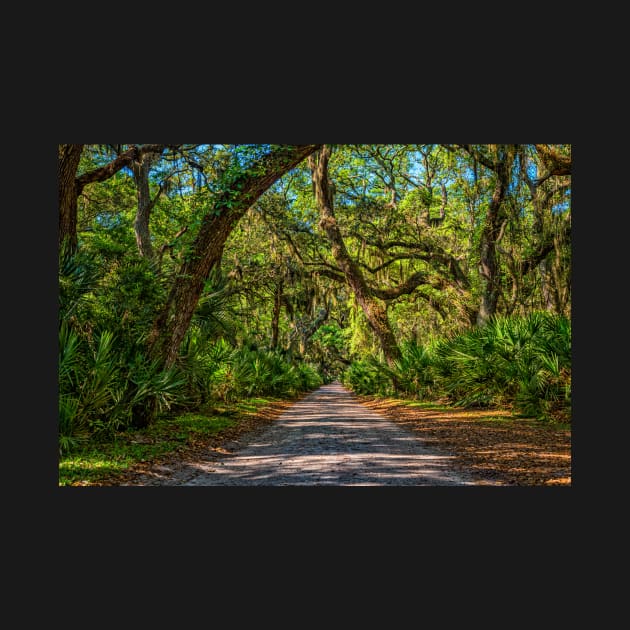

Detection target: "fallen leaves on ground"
[355, 395, 571, 486]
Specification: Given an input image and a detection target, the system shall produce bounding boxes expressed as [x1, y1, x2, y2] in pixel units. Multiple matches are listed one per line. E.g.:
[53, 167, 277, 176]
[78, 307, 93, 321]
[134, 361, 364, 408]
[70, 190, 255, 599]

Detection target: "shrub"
[341, 312, 571, 422]
[341, 359, 393, 396]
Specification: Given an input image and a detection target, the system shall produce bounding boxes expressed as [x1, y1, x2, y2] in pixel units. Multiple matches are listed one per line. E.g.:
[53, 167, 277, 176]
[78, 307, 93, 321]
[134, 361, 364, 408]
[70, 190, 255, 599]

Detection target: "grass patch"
[59, 396, 290, 486]
[243, 398, 272, 407]
[201, 398, 274, 417]
[475, 415, 570, 430]
[59, 440, 181, 486]
[402, 401, 455, 412]
[538, 421, 571, 431]
[156, 412, 235, 435]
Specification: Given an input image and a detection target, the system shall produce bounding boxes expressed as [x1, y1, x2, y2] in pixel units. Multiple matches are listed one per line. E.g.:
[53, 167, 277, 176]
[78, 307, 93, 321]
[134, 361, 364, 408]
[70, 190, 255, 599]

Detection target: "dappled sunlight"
[59, 458, 131, 486]
[187, 449, 476, 486]
[171, 381, 570, 486]
[185, 382, 485, 486]
[531, 452, 571, 460]
[59, 145, 571, 488]
[358, 391, 571, 485]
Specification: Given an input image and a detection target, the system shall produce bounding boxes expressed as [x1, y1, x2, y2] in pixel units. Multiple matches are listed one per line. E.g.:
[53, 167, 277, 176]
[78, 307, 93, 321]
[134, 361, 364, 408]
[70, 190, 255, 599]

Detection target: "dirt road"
[182, 382, 494, 486]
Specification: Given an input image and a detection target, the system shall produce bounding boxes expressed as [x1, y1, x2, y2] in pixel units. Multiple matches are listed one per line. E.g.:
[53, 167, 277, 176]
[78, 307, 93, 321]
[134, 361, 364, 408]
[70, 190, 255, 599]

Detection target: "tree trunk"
[550, 230, 571, 316]
[147, 145, 321, 369]
[271, 277, 283, 350]
[476, 146, 514, 326]
[59, 144, 173, 255]
[58, 144, 84, 253]
[127, 146, 320, 428]
[521, 148, 571, 316]
[131, 151, 160, 260]
[309, 146, 402, 367]
[539, 259, 554, 311]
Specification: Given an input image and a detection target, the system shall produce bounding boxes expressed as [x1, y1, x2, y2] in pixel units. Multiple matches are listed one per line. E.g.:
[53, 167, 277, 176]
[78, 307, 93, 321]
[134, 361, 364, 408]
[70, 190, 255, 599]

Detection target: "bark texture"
[131, 150, 163, 260]
[271, 278, 283, 350]
[521, 146, 572, 315]
[475, 145, 515, 326]
[58, 144, 84, 253]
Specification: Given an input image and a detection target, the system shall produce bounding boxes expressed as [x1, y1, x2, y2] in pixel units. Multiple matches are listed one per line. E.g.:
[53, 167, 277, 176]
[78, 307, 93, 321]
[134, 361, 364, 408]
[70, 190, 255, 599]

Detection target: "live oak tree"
[444, 144, 570, 324]
[146, 145, 321, 365]
[458, 144, 517, 325]
[58, 144, 174, 254]
[243, 189, 351, 367]
[308, 145, 479, 365]
[122, 145, 323, 427]
[310, 146, 409, 367]
[519, 145, 571, 315]
[130, 149, 163, 261]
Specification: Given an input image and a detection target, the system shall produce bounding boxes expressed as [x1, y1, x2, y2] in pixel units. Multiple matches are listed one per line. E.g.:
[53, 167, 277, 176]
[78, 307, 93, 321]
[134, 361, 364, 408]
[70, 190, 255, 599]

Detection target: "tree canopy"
[58, 143, 571, 444]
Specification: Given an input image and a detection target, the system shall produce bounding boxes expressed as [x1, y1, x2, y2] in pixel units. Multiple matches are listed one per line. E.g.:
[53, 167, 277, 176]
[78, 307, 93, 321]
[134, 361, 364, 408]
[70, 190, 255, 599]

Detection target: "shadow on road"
[184, 382, 486, 486]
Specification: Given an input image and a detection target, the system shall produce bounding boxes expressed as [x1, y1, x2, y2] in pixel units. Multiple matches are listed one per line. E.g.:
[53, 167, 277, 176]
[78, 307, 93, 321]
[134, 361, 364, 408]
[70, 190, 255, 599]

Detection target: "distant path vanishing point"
[183, 381, 494, 486]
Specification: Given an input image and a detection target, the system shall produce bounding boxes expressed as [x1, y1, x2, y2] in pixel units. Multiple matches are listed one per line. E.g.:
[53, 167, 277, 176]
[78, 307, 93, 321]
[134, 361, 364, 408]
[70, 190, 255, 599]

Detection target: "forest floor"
[93, 382, 570, 486]
[356, 396, 571, 486]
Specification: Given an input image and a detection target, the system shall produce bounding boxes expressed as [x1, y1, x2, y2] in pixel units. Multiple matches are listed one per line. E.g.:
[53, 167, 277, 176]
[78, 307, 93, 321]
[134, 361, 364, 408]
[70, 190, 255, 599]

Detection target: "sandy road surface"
[183, 382, 492, 486]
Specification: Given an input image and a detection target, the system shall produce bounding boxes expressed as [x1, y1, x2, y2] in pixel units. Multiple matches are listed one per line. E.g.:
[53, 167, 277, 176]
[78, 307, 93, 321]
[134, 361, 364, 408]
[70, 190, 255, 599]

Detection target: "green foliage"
[91, 255, 166, 340]
[342, 312, 571, 422]
[59, 144, 571, 460]
[122, 356, 187, 424]
[431, 312, 571, 420]
[58, 320, 187, 451]
[58, 244, 322, 455]
[511, 314, 571, 422]
[59, 322, 118, 452]
[207, 345, 322, 402]
[58, 248, 186, 453]
[176, 333, 230, 407]
[389, 341, 436, 398]
[310, 323, 343, 349]
[341, 358, 393, 396]
[59, 246, 101, 321]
